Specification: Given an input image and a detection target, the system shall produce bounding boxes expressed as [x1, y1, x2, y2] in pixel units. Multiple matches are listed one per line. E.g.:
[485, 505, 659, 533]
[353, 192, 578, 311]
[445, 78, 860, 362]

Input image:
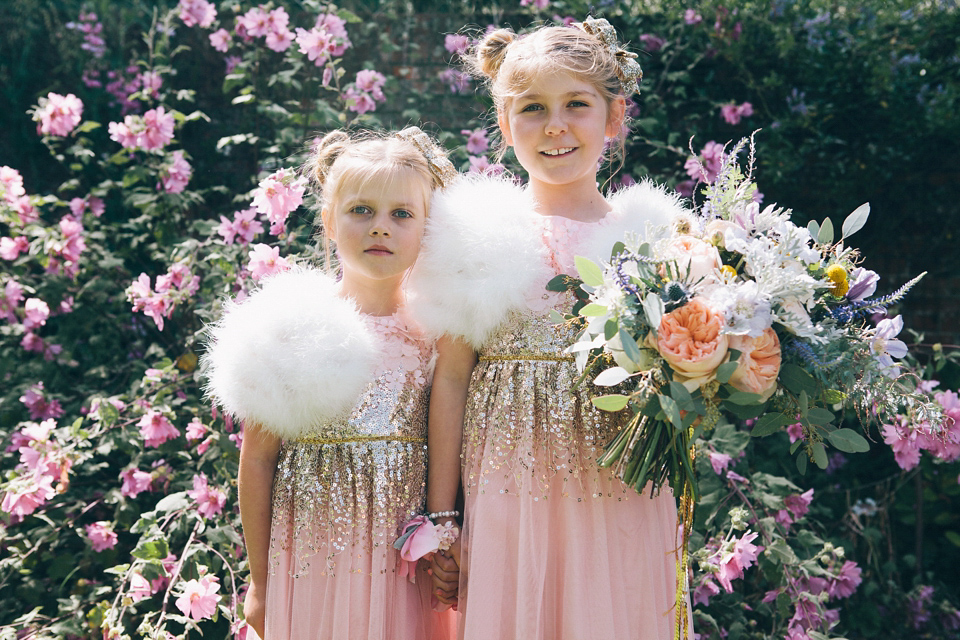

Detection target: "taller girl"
[416, 18, 691, 640]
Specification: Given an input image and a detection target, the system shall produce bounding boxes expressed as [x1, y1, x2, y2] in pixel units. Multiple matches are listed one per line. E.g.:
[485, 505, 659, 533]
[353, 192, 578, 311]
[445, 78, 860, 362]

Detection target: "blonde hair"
[303, 129, 446, 272]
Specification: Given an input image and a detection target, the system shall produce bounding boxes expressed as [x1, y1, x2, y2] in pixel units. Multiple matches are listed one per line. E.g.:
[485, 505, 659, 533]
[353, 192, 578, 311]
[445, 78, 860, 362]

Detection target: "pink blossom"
[139, 71, 162, 97]
[0, 236, 28, 260]
[218, 208, 263, 245]
[786, 421, 804, 443]
[343, 87, 377, 114]
[188, 473, 227, 519]
[85, 521, 118, 552]
[175, 574, 222, 621]
[708, 450, 732, 475]
[137, 409, 180, 448]
[35, 92, 83, 137]
[19, 383, 64, 420]
[295, 27, 334, 65]
[1, 470, 56, 518]
[225, 56, 242, 73]
[520, 0, 550, 8]
[252, 169, 305, 234]
[209, 28, 231, 52]
[120, 468, 154, 498]
[715, 531, 763, 592]
[467, 155, 505, 176]
[178, 0, 217, 28]
[108, 120, 139, 149]
[785, 488, 813, 519]
[355, 70, 386, 101]
[445, 34, 471, 55]
[186, 418, 209, 442]
[129, 573, 152, 603]
[882, 417, 922, 471]
[160, 150, 192, 194]
[828, 560, 862, 599]
[1, 166, 26, 203]
[693, 576, 721, 606]
[462, 128, 489, 154]
[720, 101, 755, 125]
[22, 298, 50, 330]
[684, 141, 726, 183]
[639, 34, 666, 52]
[265, 6, 290, 34]
[439, 68, 471, 94]
[265, 28, 294, 52]
[315, 14, 351, 55]
[685, 9, 703, 25]
[247, 243, 291, 281]
[140, 107, 176, 151]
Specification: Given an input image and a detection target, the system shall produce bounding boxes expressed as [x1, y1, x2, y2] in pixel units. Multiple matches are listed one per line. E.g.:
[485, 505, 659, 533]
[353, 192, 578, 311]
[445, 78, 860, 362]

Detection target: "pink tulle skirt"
[263, 526, 455, 640]
[458, 471, 688, 640]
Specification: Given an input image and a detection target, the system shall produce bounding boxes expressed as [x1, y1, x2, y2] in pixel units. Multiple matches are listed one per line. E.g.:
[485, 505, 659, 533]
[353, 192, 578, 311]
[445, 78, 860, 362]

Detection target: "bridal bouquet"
[553, 136, 942, 503]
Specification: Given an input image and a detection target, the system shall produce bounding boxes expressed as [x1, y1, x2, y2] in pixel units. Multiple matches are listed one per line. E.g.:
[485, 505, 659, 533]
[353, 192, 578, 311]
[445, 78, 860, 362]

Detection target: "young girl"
[204, 128, 457, 640]
[414, 19, 692, 639]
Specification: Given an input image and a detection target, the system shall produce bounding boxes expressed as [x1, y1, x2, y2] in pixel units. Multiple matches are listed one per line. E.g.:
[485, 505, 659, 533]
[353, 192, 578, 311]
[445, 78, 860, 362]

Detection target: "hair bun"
[475, 28, 516, 80]
[309, 130, 352, 188]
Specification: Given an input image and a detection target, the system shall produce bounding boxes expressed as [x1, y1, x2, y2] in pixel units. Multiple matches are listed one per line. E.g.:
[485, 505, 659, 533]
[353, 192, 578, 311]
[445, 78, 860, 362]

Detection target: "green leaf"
[827, 428, 870, 453]
[796, 452, 808, 474]
[641, 292, 664, 331]
[812, 441, 828, 469]
[594, 367, 631, 387]
[546, 274, 577, 293]
[715, 360, 739, 384]
[610, 241, 625, 259]
[945, 531, 960, 548]
[668, 381, 695, 412]
[592, 395, 630, 411]
[619, 330, 644, 366]
[132, 537, 170, 561]
[799, 390, 809, 416]
[779, 364, 818, 395]
[842, 203, 870, 238]
[805, 407, 836, 426]
[578, 303, 608, 317]
[766, 539, 798, 564]
[817, 216, 834, 244]
[604, 319, 618, 340]
[154, 491, 189, 513]
[723, 390, 765, 405]
[574, 256, 604, 287]
[751, 413, 793, 437]
[807, 219, 820, 239]
[75, 120, 101, 134]
[231, 94, 256, 105]
[658, 394, 682, 430]
[548, 309, 565, 324]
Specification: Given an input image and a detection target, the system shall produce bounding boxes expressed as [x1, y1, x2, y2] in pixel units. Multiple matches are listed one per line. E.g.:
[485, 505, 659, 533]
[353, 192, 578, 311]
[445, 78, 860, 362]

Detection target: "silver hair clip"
[395, 126, 458, 189]
[575, 16, 643, 97]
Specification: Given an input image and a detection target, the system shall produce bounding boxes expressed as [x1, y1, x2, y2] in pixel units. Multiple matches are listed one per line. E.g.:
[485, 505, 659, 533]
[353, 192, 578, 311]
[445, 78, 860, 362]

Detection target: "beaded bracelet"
[427, 510, 460, 520]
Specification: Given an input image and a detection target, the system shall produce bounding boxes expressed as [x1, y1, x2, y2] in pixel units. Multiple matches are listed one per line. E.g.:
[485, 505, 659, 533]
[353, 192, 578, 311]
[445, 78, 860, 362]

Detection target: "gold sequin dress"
[457, 215, 686, 640]
[264, 311, 454, 640]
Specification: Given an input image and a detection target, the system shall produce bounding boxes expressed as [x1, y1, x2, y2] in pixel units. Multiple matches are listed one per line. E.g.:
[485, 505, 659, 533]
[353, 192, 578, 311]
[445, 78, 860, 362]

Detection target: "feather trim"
[580, 180, 688, 264]
[201, 267, 379, 440]
[407, 175, 549, 350]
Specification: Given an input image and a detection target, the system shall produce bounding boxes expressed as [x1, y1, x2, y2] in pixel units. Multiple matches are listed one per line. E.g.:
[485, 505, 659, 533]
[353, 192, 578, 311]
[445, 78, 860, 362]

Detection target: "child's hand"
[430, 537, 461, 607]
[243, 581, 267, 639]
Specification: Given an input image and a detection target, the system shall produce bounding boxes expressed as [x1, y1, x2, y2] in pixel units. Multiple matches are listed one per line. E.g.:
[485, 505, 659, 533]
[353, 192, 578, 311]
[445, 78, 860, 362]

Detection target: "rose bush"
[0, 1, 957, 638]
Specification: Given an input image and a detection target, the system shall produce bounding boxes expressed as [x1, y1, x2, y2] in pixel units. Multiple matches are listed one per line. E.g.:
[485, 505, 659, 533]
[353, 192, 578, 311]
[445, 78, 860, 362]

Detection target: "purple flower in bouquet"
[869, 315, 908, 377]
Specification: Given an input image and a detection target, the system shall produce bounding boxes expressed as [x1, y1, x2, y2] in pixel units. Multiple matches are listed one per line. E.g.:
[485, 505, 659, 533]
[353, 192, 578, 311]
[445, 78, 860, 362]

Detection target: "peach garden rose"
[656, 297, 729, 391]
[728, 328, 782, 400]
[663, 234, 723, 284]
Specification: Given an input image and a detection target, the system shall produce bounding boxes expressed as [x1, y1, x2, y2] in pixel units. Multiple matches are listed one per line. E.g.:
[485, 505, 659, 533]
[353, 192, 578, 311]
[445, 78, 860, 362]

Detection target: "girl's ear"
[497, 109, 515, 147]
[605, 96, 627, 138]
[320, 207, 336, 243]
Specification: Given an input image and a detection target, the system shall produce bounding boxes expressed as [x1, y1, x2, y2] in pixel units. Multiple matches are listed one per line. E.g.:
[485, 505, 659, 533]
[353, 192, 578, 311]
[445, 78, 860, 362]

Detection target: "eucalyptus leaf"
[619, 329, 644, 366]
[592, 395, 630, 411]
[715, 360, 739, 384]
[751, 413, 793, 437]
[817, 217, 834, 244]
[807, 219, 820, 239]
[658, 394, 682, 430]
[642, 292, 664, 331]
[796, 452, 808, 475]
[779, 363, 818, 395]
[579, 303, 609, 317]
[594, 367, 632, 387]
[574, 256, 604, 287]
[723, 390, 765, 405]
[842, 203, 870, 238]
[826, 428, 870, 453]
[668, 381, 695, 412]
[805, 407, 836, 426]
[812, 441, 828, 468]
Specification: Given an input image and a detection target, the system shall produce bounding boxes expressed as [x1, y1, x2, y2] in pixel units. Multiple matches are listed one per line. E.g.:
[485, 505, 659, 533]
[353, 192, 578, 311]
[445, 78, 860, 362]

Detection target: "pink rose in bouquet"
[656, 297, 729, 390]
[663, 235, 723, 283]
[728, 328, 782, 400]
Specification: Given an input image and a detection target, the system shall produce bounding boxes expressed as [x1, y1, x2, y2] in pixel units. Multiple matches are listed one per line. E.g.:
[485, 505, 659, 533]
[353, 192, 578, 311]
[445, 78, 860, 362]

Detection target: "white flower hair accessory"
[396, 126, 458, 189]
[575, 16, 643, 97]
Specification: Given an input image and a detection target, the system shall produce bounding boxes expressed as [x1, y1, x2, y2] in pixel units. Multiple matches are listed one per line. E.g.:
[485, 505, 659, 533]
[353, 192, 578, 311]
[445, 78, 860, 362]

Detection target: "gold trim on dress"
[478, 353, 575, 362]
[293, 435, 427, 445]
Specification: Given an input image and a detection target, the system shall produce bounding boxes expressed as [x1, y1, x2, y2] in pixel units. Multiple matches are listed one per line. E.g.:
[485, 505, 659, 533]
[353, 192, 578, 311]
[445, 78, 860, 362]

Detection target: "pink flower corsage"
[394, 515, 460, 580]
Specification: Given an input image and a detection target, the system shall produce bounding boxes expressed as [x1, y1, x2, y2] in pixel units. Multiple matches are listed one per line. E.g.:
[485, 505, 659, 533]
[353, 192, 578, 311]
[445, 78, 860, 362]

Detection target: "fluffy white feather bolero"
[407, 175, 687, 350]
[202, 267, 380, 440]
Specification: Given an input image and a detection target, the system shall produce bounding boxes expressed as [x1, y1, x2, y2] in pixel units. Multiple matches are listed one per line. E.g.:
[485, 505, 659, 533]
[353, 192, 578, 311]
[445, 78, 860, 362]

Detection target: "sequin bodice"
[270, 312, 435, 576]
[462, 215, 630, 500]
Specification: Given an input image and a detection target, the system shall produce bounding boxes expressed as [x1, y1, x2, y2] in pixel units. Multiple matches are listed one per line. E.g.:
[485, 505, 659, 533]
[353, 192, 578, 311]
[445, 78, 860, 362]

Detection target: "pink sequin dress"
[458, 215, 688, 640]
[264, 311, 454, 640]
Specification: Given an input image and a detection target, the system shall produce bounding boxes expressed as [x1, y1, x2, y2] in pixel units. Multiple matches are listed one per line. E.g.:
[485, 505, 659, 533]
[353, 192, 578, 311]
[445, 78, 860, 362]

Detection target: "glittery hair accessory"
[575, 16, 643, 97]
[396, 126, 458, 189]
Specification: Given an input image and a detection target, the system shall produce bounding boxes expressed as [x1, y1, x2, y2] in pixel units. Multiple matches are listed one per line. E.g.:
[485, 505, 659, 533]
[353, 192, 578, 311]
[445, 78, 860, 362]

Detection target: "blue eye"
[569, 100, 589, 108]
[393, 209, 413, 219]
[350, 205, 371, 215]
[520, 103, 543, 113]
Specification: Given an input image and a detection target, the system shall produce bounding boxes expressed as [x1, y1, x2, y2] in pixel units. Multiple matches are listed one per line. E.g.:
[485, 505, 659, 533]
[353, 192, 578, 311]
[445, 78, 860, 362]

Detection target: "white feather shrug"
[202, 267, 380, 440]
[408, 175, 687, 350]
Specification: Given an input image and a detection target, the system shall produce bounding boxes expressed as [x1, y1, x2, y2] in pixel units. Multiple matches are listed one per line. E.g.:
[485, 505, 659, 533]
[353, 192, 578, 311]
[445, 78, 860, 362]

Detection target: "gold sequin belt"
[293, 435, 426, 445]
[478, 353, 574, 362]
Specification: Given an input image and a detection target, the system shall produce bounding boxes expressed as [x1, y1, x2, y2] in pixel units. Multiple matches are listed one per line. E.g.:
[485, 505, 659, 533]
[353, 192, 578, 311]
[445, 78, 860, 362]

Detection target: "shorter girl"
[204, 128, 457, 640]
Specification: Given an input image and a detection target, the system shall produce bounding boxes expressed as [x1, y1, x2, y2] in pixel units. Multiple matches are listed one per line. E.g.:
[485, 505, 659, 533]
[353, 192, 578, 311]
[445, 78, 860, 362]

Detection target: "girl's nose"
[544, 112, 567, 137]
[370, 220, 390, 237]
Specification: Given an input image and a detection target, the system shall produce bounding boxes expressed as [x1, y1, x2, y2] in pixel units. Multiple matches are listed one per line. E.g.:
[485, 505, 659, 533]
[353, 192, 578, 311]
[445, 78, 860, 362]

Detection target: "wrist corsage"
[394, 514, 460, 580]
